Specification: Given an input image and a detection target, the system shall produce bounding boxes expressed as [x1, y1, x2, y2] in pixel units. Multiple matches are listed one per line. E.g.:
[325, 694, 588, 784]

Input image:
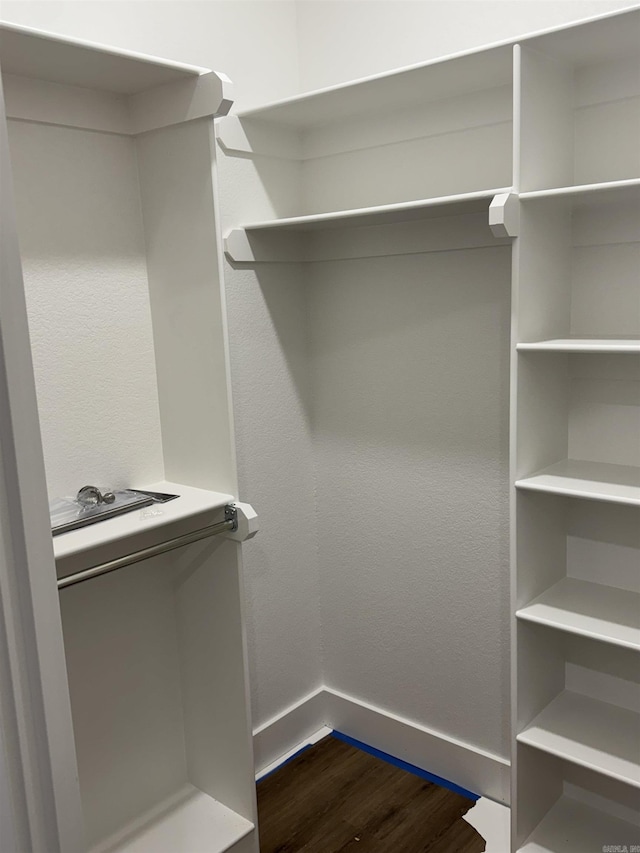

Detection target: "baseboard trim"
[253, 687, 327, 776]
[324, 687, 510, 804]
[253, 686, 510, 805]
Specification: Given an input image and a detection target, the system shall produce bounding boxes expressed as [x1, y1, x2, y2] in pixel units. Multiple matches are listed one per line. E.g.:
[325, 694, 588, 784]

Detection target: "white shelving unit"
[224, 188, 513, 263]
[517, 339, 640, 353]
[517, 577, 640, 651]
[519, 796, 640, 853]
[517, 691, 640, 788]
[232, 188, 508, 231]
[512, 6, 640, 852]
[217, 5, 640, 850]
[0, 22, 257, 853]
[516, 460, 640, 506]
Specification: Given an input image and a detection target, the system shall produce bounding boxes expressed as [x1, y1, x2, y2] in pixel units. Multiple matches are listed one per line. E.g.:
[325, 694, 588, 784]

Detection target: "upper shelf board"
[237, 45, 513, 129]
[524, 5, 640, 68]
[236, 6, 639, 129]
[520, 179, 640, 207]
[517, 577, 640, 651]
[239, 189, 510, 233]
[517, 338, 640, 353]
[0, 22, 233, 134]
[0, 21, 206, 94]
[515, 459, 640, 506]
[224, 189, 512, 262]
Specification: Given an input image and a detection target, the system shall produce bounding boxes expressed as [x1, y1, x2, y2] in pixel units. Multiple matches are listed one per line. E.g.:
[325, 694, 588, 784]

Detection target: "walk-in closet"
[0, 4, 638, 852]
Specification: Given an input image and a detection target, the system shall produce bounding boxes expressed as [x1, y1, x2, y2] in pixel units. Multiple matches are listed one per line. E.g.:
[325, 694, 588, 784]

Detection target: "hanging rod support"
[57, 505, 238, 590]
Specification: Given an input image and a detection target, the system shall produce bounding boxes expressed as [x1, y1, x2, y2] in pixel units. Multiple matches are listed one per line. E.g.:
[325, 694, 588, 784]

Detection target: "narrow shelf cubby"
[217, 44, 514, 226]
[516, 183, 640, 346]
[60, 533, 254, 853]
[516, 746, 640, 852]
[516, 623, 640, 788]
[518, 15, 640, 192]
[515, 491, 639, 653]
[515, 352, 640, 509]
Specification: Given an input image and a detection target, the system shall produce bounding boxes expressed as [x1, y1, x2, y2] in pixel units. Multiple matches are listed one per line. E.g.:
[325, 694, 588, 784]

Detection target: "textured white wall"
[309, 248, 512, 757]
[9, 121, 164, 498]
[296, 0, 640, 91]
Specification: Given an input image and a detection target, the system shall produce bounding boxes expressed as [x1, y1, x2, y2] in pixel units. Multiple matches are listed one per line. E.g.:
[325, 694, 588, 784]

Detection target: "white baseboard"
[253, 687, 327, 776]
[253, 686, 510, 805]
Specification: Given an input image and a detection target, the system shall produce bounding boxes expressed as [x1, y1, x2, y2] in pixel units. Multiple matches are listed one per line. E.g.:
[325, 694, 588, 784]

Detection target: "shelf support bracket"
[216, 115, 302, 159]
[489, 192, 519, 238]
[224, 228, 307, 263]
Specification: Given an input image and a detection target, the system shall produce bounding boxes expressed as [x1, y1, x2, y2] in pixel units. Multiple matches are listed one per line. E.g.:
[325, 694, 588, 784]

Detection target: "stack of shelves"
[219, 43, 516, 263]
[0, 23, 257, 853]
[512, 9, 640, 852]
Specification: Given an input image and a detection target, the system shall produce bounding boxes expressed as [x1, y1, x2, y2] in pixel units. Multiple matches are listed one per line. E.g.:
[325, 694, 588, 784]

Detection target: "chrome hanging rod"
[57, 505, 238, 590]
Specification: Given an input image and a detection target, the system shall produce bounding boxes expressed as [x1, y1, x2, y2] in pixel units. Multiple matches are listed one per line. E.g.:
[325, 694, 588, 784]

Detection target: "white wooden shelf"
[241, 188, 510, 232]
[54, 481, 234, 580]
[237, 45, 513, 128]
[91, 784, 254, 853]
[0, 21, 204, 94]
[0, 22, 232, 135]
[518, 796, 640, 853]
[517, 338, 640, 353]
[515, 460, 640, 506]
[519, 178, 640, 204]
[224, 189, 512, 262]
[517, 578, 640, 651]
[517, 691, 640, 788]
[236, 6, 639, 127]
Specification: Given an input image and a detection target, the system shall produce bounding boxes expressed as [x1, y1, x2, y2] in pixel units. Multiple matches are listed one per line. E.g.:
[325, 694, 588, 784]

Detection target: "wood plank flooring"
[257, 735, 486, 852]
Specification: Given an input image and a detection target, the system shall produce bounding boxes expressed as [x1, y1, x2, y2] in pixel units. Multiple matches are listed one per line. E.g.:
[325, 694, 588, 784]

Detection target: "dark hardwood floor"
[257, 735, 486, 852]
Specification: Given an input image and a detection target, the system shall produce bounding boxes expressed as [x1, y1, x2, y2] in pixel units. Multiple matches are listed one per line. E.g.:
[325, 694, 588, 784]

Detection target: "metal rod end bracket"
[225, 502, 259, 542]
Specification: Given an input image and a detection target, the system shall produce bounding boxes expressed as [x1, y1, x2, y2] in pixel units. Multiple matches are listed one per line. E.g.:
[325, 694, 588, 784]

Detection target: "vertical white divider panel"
[0, 77, 84, 853]
[136, 119, 238, 496]
[175, 537, 257, 823]
[511, 41, 571, 853]
[509, 44, 522, 853]
[518, 45, 573, 193]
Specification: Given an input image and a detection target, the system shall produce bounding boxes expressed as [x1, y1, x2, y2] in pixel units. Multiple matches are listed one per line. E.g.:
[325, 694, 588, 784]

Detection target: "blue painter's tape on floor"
[258, 743, 313, 783]
[331, 730, 480, 801]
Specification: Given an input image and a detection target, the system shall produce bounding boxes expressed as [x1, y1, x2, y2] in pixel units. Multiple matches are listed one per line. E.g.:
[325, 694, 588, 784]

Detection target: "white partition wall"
[0, 23, 258, 853]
